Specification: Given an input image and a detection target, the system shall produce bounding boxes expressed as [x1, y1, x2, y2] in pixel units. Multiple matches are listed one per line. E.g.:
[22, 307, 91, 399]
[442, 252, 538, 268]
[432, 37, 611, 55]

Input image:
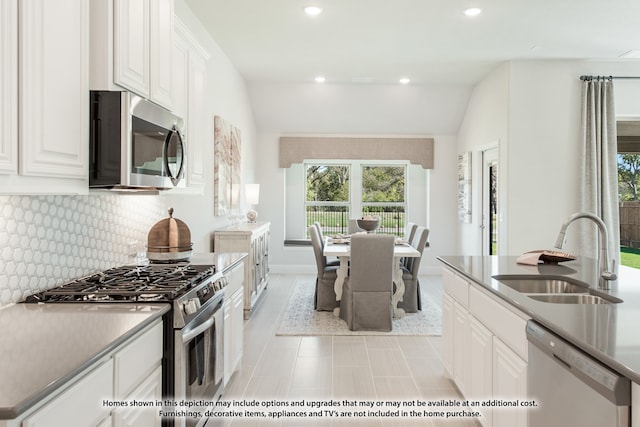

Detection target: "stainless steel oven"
[173, 290, 224, 427]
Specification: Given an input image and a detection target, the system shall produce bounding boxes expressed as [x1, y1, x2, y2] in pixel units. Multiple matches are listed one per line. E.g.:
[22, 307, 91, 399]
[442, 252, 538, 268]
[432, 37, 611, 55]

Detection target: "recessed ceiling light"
[464, 7, 482, 17]
[314, 76, 326, 83]
[399, 77, 411, 85]
[304, 6, 323, 16]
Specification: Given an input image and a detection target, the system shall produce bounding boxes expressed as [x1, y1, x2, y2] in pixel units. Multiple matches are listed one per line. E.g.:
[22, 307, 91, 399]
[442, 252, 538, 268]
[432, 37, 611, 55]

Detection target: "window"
[617, 119, 640, 268]
[361, 165, 406, 235]
[305, 162, 407, 236]
[305, 164, 350, 236]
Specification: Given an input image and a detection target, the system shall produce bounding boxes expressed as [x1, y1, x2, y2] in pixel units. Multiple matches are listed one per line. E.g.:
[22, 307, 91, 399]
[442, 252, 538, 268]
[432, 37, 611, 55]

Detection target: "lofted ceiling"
[185, 0, 640, 86]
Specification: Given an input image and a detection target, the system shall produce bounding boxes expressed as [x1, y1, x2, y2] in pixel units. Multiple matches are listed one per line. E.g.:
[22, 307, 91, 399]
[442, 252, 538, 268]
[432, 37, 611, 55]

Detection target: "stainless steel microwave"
[89, 91, 186, 190]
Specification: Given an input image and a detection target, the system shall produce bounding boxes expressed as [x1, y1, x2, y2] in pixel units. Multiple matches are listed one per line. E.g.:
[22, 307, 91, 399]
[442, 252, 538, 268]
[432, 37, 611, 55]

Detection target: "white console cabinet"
[442, 266, 530, 427]
[214, 222, 270, 319]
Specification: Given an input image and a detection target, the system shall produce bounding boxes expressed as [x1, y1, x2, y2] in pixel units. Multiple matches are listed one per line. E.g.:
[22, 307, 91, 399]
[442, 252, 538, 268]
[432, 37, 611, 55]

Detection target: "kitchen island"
[438, 255, 640, 427]
[438, 255, 640, 382]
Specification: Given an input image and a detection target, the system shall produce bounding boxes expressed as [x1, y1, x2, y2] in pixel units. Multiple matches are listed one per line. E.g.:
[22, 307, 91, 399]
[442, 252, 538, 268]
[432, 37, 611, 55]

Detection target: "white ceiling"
[185, 0, 640, 86]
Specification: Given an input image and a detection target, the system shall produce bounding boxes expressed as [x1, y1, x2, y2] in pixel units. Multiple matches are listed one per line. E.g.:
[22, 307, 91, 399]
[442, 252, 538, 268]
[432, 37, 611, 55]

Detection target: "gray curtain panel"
[580, 78, 620, 269]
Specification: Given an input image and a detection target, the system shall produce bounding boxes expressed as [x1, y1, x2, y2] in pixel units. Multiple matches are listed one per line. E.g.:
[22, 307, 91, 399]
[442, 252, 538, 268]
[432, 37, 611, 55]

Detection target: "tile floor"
[217, 274, 478, 427]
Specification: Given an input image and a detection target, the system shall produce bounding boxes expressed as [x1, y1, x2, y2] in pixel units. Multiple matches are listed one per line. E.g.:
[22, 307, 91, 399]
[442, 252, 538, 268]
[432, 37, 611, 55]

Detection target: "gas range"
[25, 264, 220, 303]
[24, 262, 228, 427]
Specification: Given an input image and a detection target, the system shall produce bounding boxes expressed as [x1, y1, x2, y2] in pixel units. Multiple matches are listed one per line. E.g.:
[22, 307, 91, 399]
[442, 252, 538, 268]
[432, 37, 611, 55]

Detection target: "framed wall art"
[457, 151, 472, 223]
[214, 116, 242, 216]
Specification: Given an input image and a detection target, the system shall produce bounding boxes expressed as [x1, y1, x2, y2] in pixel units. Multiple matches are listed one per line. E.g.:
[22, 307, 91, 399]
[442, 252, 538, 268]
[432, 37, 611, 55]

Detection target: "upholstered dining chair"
[309, 225, 339, 311]
[339, 233, 395, 331]
[403, 222, 418, 244]
[400, 222, 418, 267]
[398, 226, 430, 313]
[347, 219, 364, 234]
[313, 222, 340, 267]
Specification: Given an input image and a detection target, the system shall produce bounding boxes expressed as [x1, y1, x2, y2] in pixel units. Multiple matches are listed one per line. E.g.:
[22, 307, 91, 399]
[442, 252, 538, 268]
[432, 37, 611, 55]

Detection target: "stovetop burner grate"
[25, 264, 216, 303]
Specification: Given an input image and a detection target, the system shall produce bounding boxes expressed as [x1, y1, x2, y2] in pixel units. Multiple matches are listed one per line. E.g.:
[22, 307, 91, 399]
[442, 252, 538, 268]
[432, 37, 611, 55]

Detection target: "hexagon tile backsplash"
[0, 194, 167, 307]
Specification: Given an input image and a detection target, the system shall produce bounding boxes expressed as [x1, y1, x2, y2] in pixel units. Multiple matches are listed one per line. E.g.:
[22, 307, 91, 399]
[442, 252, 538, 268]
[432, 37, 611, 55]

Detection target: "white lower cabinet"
[441, 293, 455, 378]
[223, 261, 245, 386]
[113, 366, 162, 427]
[442, 266, 529, 427]
[22, 359, 113, 427]
[114, 320, 163, 399]
[469, 317, 494, 426]
[10, 320, 163, 427]
[492, 338, 528, 427]
[453, 301, 470, 396]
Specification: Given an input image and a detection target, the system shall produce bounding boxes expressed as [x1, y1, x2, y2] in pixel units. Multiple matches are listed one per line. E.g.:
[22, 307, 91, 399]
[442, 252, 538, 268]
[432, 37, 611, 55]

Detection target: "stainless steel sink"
[492, 275, 622, 304]
[493, 276, 588, 294]
[528, 294, 615, 304]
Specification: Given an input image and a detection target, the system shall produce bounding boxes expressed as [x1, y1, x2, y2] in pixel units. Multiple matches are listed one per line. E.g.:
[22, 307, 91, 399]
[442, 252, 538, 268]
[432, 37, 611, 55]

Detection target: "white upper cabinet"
[172, 18, 209, 192]
[109, 0, 174, 109]
[149, 0, 173, 108]
[186, 48, 206, 188]
[114, 0, 150, 98]
[19, 0, 89, 180]
[0, 0, 17, 175]
[0, 0, 89, 194]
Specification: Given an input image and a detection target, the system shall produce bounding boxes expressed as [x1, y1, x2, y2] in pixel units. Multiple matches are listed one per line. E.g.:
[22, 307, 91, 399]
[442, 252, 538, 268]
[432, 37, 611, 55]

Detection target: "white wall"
[457, 59, 640, 258]
[249, 82, 470, 273]
[456, 63, 510, 255]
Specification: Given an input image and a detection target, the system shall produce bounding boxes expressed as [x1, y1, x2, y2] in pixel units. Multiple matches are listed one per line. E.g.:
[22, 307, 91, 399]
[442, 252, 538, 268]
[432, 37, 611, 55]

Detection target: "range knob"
[212, 277, 227, 292]
[183, 298, 201, 315]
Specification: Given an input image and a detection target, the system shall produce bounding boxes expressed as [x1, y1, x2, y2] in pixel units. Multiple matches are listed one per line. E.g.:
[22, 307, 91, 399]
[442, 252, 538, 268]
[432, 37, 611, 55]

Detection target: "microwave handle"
[164, 127, 185, 183]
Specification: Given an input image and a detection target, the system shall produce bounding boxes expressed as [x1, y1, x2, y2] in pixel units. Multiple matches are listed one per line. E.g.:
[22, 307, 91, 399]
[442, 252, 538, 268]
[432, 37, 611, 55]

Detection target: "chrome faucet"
[554, 212, 617, 289]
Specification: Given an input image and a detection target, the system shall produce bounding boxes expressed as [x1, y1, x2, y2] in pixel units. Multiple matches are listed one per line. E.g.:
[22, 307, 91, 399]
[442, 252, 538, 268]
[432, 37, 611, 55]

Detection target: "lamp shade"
[245, 184, 260, 205]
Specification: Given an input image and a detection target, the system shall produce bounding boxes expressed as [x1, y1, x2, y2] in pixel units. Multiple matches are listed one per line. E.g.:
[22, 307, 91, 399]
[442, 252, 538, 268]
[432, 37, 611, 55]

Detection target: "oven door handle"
[182, 317, 214, 343]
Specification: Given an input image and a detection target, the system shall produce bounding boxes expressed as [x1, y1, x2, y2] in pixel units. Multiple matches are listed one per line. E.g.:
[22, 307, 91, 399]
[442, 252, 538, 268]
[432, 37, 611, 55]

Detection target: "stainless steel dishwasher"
[526, 321, 630, 427]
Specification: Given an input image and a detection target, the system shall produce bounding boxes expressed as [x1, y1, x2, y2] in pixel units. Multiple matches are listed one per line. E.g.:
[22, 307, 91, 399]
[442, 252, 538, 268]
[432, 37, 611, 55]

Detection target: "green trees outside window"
[305, 163, 407, 236]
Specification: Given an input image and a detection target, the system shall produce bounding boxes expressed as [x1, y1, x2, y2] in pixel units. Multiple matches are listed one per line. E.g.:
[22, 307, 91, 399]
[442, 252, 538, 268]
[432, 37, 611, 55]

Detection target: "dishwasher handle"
[526, 321, 630, 406]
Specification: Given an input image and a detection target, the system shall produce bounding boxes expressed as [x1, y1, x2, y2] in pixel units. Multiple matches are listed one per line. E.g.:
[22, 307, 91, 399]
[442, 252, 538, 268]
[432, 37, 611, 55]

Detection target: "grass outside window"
[621, 246, 640, 269]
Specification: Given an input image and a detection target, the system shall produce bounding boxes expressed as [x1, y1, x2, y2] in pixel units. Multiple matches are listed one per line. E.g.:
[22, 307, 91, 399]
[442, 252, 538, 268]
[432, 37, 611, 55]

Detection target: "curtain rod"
[580, 75, 640, 81]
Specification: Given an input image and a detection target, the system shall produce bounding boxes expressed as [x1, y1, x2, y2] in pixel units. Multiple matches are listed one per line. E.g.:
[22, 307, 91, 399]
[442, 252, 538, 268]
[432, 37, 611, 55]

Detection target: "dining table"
[323, 237, 421, 318]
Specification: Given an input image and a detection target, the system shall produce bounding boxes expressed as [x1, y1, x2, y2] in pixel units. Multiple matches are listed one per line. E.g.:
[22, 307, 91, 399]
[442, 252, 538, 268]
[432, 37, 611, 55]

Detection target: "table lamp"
[245, 184, 260, 222]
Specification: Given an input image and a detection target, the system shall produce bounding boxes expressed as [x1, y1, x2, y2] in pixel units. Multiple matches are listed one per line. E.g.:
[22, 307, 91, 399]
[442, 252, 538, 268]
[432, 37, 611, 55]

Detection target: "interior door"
[482, 147, 498, 255]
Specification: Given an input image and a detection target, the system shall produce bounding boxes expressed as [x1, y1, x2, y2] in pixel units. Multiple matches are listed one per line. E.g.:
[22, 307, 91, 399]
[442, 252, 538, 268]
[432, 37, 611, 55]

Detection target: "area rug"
[276, 277, 442, 336]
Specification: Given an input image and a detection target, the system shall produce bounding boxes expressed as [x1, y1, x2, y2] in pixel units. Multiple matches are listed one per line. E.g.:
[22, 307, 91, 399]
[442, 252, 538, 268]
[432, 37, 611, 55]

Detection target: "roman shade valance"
[279, 136, 434, 169]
